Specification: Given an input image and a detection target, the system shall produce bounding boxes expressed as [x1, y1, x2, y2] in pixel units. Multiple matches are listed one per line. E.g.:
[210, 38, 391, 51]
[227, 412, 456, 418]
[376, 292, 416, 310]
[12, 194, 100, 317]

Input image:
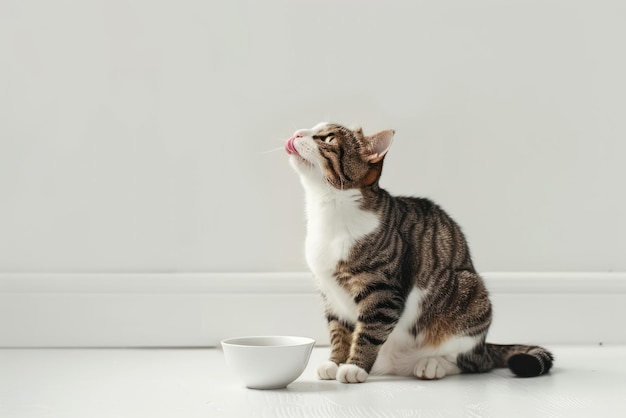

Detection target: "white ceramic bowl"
[221, 336, 315, 389]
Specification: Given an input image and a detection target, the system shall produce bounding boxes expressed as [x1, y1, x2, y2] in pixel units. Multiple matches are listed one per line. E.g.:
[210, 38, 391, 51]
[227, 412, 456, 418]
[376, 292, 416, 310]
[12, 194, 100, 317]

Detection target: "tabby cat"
[285, 122, 553, 383]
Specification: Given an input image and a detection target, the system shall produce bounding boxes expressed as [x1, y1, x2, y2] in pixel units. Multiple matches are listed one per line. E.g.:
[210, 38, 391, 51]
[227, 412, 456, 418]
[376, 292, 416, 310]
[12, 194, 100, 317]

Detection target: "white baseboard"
[1, 272, 625, 347]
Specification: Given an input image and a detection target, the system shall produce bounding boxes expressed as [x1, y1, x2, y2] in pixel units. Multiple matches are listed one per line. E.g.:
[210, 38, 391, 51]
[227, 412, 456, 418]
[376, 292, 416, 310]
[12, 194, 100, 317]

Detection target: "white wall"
[1, 0, 624, 273]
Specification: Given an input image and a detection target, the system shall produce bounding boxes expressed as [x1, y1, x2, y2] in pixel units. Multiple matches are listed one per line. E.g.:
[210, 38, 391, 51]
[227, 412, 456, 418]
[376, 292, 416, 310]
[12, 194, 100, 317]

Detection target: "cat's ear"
[364, 130, 394, 163]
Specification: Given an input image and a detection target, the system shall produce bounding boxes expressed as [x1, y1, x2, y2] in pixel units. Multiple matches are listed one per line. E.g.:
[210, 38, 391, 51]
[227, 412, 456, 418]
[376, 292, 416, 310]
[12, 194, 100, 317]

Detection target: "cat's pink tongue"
[285, 135, 300, 155]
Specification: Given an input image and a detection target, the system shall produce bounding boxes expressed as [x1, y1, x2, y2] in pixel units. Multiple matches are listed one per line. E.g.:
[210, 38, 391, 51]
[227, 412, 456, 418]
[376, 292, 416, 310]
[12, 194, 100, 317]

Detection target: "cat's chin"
[289, 154, 314, 171]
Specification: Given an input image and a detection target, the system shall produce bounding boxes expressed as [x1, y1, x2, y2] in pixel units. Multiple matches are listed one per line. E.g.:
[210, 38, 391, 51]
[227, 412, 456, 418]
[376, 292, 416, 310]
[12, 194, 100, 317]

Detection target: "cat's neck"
[300, 179, 387, 233]
[305, 187, 362, 212]
[300, 175, 384, 206]
[301, 176, 360, 206]
[302, 181, 381, 273]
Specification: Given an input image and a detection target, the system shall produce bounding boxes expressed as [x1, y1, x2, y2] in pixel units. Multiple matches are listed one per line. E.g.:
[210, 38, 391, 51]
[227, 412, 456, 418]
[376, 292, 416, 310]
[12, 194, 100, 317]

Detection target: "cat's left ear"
[364, 130, 395, 163]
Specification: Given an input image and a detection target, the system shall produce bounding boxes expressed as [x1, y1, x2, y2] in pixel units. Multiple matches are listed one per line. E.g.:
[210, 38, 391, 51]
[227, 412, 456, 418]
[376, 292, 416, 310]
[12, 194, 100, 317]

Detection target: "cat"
[285, 122, 553, 383]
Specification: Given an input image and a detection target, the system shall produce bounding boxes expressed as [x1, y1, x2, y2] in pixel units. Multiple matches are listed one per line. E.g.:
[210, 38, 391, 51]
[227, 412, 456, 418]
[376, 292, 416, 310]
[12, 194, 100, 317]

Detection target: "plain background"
[1, 0, 624, 275]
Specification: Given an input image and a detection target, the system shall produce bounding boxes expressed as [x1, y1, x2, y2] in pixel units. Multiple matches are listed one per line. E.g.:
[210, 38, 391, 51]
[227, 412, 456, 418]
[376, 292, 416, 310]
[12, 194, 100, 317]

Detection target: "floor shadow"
[283, 380, 348, 393]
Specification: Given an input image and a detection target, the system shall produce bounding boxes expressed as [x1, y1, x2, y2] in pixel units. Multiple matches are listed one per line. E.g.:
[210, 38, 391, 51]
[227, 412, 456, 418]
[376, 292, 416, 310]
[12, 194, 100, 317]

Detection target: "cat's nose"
[285, 134, 300, 155]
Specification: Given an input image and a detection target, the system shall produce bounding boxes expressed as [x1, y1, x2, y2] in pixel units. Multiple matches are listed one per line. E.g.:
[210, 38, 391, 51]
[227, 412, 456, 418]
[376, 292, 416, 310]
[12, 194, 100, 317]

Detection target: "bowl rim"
[220, 335, 315, 348]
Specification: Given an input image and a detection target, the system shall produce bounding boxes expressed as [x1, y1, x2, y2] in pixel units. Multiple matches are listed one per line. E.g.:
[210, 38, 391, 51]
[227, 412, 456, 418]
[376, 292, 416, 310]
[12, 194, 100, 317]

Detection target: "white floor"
[1, 345, 625, 418]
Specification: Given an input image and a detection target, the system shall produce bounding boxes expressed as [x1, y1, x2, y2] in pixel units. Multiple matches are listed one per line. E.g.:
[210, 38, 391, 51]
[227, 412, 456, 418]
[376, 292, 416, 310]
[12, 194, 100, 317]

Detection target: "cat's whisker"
[259, 147, 285, 155]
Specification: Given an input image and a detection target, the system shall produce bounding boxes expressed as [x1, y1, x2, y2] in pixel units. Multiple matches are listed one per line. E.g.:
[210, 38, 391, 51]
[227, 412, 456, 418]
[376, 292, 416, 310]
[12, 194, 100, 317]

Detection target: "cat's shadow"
[284, 380, 348, 393]
[285, 376, 414, 392]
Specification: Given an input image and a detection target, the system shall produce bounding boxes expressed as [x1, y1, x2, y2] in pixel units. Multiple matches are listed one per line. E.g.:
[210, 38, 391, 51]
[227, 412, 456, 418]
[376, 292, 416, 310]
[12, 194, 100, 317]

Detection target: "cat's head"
[285, 122, 394, 190]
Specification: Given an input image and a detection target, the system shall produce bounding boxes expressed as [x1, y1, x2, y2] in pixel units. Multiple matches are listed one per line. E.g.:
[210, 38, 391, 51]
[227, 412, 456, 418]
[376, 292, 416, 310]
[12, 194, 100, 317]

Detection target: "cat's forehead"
[313, 123, 355, 137]
[294, 122, 361, 141]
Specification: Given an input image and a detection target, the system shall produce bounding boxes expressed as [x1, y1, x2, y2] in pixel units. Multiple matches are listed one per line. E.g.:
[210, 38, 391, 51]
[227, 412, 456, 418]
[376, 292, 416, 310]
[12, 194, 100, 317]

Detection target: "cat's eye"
[313, 134, 336, 144]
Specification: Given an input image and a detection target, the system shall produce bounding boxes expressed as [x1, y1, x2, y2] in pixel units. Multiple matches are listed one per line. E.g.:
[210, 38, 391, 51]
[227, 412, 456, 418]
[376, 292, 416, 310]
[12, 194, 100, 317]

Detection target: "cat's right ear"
[364, 130, 395, 163]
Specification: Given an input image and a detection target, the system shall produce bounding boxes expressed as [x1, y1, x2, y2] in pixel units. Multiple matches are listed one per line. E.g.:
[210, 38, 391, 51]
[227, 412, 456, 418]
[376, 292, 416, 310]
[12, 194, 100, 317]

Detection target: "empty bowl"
[221, 336, 315, 389]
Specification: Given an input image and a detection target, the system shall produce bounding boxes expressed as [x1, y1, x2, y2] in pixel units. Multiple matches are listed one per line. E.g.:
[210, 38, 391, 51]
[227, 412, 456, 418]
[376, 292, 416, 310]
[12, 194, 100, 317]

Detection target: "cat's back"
[371, 190, 475, 275]
[374, 191, 457, 236]
[390, 194, 442, 222]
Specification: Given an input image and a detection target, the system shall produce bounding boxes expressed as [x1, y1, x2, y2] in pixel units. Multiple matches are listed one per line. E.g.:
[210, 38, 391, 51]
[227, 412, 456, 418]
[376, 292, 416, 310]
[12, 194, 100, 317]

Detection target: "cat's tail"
[486, 343, 554, 377]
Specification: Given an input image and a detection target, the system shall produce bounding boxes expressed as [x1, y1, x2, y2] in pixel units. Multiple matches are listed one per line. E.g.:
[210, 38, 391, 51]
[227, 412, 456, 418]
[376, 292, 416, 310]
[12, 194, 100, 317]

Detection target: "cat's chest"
[304, 190, 379, 275]
[304, 190, 380, 319]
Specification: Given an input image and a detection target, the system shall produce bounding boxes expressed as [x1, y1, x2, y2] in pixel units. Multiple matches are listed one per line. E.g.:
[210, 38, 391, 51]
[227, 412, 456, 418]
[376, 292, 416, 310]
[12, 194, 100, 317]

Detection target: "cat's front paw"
[336, 364, 369, 384]
[317, 361, 339, 380]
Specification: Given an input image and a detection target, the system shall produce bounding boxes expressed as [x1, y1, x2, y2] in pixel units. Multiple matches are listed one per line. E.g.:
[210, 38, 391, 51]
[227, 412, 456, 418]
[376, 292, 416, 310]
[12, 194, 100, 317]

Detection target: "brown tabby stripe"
[325, 313, 354, 364]
[320, 152, 342, 187]
[326, 151, 345, 185]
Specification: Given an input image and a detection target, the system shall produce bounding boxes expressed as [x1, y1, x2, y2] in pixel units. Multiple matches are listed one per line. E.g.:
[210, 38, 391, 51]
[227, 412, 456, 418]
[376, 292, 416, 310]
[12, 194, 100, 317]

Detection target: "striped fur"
[287, 122, 553, 383]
